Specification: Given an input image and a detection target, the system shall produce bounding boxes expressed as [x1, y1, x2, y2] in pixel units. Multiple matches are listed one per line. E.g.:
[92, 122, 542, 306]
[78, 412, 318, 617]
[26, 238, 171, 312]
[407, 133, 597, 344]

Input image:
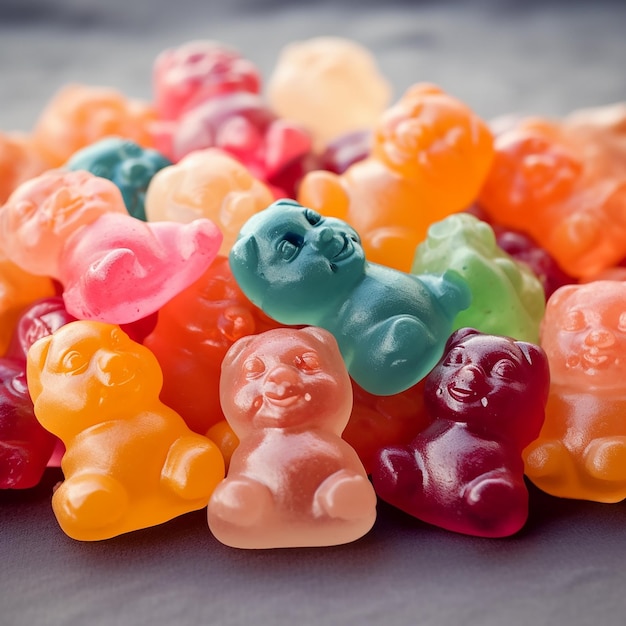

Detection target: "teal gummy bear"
[411, 213, 546, 343]
[66, 137, 171, 221]
[229, 199, 471, 396]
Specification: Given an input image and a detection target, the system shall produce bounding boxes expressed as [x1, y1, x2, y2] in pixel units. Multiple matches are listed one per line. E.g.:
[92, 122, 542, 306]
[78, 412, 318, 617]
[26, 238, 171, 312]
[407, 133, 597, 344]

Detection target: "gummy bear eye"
[304, 208, 322, 225]
[618, 312, 626, 333]
[444, 347, 466, 366]
[277, 233, 303, 261]
[60, 350, 88, 374]
[243, 356, 265, 379]
[294, 351, 320, 372]
[491, 358, 517, 379]
[562, 309, 586, 332]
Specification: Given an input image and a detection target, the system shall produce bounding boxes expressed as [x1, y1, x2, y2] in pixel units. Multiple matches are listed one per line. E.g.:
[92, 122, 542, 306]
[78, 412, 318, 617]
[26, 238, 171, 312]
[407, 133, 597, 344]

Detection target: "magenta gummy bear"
[58, 213, 222, 324]
[372, 328, 550, 537]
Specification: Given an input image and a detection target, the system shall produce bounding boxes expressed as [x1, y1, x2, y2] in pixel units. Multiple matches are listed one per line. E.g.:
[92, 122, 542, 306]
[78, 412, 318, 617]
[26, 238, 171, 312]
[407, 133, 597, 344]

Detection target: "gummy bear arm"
[298, 170, 350, 220]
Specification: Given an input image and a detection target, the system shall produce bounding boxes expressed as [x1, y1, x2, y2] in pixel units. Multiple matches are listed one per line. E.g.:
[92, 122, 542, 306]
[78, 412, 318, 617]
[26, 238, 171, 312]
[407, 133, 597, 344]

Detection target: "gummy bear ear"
[299, 325, 336, 349]
[229, 234, 259, 277]
[445, 327, 481, 351]
[517, 340, 551, 403]
[25, 335, 52, 404]
[545, 283, 578, 312]
[222, 333, 258, 371]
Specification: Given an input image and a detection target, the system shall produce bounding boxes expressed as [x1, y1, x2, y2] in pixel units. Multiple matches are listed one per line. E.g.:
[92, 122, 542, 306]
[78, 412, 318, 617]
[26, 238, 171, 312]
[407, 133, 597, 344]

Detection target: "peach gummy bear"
[144, 148, 274, 256]
[207, 326, 377, 549]
[26, 321, 225, 541]
[298, 83, 494, 271]
[524, 281, 626, 502]
[0, 132, 49, 205]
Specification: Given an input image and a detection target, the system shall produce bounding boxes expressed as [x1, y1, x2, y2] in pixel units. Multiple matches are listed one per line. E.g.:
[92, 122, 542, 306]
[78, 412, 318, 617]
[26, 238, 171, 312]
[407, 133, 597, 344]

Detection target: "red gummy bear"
[372, 328, 550, 537]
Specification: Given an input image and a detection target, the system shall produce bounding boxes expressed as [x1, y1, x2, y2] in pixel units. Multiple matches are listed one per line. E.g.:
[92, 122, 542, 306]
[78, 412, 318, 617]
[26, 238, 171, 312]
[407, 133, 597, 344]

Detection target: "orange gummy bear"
[26, 321, 225, 540]
[298, 83, 494, 271]
[524, 281, 626, 502]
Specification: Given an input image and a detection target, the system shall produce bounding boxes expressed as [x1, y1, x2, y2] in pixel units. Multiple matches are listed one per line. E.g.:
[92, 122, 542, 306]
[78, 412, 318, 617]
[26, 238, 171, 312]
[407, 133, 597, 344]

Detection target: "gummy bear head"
[229, 200, 365, 325]
[145, 148, 274, 255]
[220, 326, 352, 437]
[153, 40, 261, 120]
[26, 321, 163, 440]
[541, 281, 626, 390]
[66, 137, 171, 221]
[424, 328, 550, 444]
[0, 169, 127, 277]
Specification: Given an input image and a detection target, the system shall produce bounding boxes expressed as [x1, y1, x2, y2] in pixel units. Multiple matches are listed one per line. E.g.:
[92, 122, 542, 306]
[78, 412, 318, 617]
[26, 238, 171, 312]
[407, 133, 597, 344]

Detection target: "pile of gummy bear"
[2, 36, 626, 548]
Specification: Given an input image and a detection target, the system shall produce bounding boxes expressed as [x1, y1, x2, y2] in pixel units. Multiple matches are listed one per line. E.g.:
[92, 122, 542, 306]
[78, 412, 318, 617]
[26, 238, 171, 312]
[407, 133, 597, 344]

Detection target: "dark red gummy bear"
[371, 327, 550, 537]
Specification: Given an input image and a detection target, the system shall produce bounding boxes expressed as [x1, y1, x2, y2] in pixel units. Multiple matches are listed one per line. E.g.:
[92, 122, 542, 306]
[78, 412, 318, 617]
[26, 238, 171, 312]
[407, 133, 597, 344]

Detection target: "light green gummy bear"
[411, 213, 545, 343]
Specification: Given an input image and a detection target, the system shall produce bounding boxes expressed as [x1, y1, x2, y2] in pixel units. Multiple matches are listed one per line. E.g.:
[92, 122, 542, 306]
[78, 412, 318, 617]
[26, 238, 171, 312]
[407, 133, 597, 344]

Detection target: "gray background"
[2, 1, 626, 625]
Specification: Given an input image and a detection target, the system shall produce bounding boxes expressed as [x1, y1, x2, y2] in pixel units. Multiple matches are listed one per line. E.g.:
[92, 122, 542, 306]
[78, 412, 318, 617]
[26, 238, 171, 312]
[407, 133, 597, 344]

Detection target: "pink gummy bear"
[153, 39, 261, 121]
[372, 328, 550, 538]
[0, 169, 128, 279]
[207, 326, 377, 548]
[58, 213, 223, 324]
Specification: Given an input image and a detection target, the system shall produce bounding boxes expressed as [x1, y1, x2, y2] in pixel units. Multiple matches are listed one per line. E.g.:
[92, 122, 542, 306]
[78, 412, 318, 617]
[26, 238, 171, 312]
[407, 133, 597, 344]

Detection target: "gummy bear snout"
[264, 364, 304, 405]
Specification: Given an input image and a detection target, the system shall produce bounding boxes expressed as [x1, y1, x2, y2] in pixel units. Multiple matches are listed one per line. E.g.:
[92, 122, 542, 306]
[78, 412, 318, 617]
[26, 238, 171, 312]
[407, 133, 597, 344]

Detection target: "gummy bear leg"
[523, 439, 571, 480]
[208, 477, 273, 526]
[464, 471, 527, 537]
[584, 436, 626, 482]
[53, 473, 128, 530]
[313, 469, 377, 520]
[161, 436, 225, 502]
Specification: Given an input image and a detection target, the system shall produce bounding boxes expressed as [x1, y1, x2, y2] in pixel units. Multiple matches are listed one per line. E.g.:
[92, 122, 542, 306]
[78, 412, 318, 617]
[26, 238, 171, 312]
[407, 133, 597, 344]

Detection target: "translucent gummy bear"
[66, 137, 171, 221]
[207, 326, 377, 548]
[58, 212, 223, 324]
[27, 321, 225, 540]
[298, 83, 494, 271]
[524, 281, 626, 502]
[0, 169, 128, 278]
[0, 132, 48, 204]
[144, 148, 274, 256]
[411, 212, 546, 343]
[266, 36, 392, 150]
[32, 83, 157, 168]
[373, 328, 550, 537]
[229, 199, 471, 396]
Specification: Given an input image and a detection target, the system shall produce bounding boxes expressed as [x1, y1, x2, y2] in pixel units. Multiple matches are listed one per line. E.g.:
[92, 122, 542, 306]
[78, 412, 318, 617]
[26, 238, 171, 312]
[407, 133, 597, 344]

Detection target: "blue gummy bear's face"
[230, 201, 365, 322]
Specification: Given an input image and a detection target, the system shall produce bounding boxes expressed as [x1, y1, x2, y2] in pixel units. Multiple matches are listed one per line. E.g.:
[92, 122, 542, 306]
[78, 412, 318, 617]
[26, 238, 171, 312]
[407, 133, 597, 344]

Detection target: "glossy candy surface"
[0, 169, 128, 278]
[66, 137, 171, 221]
[144, 255, 281, 435]
[27, 321, 225, 540]
[524, 281, 626, 502]
[207, 326, 377, 548]
[59, 212, 223, 324]
[411, 213, 546, 343]
[298, 83, 494, 271]
[144, 148, 274, 256]
[0, 132, 48, 204]
[373, 328, 550, 537]
[267, 36, 391, 150]
[229, 199, 471, 396]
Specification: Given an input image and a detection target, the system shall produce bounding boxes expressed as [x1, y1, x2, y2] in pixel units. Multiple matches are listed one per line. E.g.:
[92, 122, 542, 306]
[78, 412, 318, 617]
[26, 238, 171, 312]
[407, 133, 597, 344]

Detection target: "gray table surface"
[2, 1, 626, 625]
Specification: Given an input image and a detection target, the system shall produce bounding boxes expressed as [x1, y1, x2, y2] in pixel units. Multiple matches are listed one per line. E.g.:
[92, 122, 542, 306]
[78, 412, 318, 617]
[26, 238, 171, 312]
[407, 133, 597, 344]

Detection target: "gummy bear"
[266, 36, 392, 150]
[229, 199, 471, 396]
[207, 326, 377, 548]
[0, 169, 128, 279]
[478, 116, 626, 279]
[144, 255, 281, 435]
[32, 83, 157, 168]
[66, 137, 171, 221]
[524, 281, 626, 502]
[372, 328, 550, 537]
[152, 39, 261, 121]
[298, 83, 494, 271]
[411, 212, 546, 343]
[144, 148, 274, 256]
[58, 212, 223, 324]
[26, 321, 225, 540]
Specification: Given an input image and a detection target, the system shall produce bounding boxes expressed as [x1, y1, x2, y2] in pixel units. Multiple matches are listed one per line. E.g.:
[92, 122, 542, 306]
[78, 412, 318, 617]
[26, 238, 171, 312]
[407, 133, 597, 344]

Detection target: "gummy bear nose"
[266, 364, 300, 387]
[455, 364, 486, 392]
[585, 329, 615, 349]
